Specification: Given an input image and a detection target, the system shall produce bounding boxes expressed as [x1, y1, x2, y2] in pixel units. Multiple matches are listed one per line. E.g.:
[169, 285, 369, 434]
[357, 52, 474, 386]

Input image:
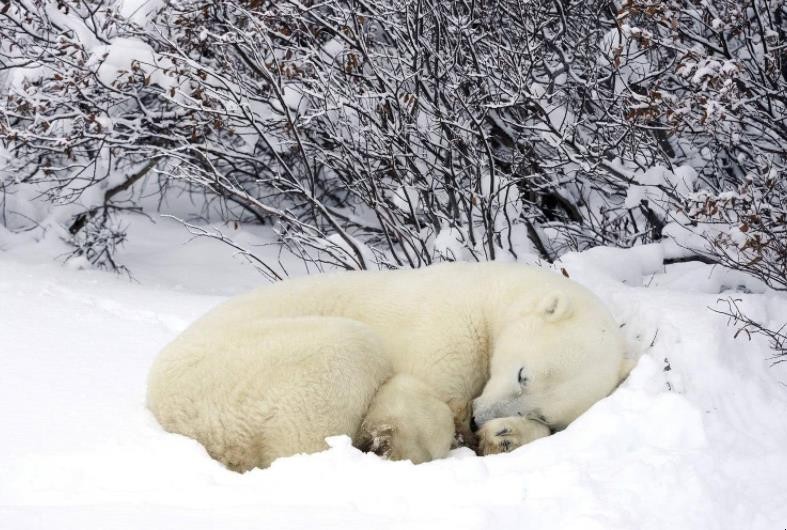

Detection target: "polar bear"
[147, 262, 629, 471]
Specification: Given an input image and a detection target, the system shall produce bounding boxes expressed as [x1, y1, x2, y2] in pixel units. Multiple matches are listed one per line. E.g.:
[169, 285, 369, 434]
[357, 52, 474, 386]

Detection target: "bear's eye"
[517, 367, 528, 386]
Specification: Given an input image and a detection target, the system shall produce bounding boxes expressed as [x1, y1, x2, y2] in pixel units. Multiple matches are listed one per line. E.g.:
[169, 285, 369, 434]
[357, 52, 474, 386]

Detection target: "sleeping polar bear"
[147, 262, 630, 471]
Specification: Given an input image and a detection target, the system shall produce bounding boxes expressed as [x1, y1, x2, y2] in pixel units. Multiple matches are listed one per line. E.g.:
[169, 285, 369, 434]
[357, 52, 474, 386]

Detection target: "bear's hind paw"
[360, 424, 395, 459]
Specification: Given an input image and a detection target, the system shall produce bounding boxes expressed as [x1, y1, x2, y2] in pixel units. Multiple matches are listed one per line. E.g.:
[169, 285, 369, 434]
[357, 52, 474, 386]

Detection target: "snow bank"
[1, 225, 787, 529]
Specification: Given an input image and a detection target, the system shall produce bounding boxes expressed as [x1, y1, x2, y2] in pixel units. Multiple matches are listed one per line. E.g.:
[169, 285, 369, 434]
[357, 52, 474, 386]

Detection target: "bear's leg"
[476, 417, 551, 455]
[359, 374, 455, 464]
[149, 316, 393, 472]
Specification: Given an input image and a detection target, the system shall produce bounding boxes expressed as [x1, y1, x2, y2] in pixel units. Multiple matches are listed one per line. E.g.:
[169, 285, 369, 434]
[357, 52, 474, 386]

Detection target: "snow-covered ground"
[2, 216, 787, 530]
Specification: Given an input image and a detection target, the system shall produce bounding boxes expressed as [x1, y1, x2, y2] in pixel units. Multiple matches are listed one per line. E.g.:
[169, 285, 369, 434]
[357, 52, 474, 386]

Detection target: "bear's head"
[472, 290, 630, 432]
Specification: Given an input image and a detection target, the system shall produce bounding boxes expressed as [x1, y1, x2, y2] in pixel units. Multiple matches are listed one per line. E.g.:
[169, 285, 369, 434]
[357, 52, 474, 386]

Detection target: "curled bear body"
[147, 262, 629, 471]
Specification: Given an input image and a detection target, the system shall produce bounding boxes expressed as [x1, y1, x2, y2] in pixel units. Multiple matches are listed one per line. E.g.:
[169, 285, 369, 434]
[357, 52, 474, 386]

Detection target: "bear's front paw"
[360, 424, 395, 459]
[477, 417, 550, 456]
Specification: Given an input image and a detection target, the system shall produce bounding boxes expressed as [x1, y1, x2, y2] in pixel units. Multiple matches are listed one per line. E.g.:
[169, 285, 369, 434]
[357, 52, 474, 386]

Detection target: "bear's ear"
[536, 292, 572, 322]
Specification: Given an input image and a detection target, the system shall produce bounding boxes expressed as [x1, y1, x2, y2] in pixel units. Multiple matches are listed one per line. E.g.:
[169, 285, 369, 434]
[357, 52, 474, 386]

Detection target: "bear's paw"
[477, 417, 551, 455]
[359, 423, 395, 459]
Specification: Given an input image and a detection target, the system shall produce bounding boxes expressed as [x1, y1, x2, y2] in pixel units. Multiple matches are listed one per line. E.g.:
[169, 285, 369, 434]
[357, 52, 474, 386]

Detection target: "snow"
[433, 225, 471, 261]
[88, 37, 174, 89]
[2, 217, 787, 529]
[117, 0, 165, 27]
[624, 164, 697, 210]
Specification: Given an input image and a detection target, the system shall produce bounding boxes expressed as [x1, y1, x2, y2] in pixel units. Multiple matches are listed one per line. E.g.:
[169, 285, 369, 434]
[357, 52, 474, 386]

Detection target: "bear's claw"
[479, 426, 516, 455]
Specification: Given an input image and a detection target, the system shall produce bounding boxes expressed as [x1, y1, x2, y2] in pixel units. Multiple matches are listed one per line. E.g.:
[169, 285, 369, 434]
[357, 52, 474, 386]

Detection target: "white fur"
[147, 262, 628, 470]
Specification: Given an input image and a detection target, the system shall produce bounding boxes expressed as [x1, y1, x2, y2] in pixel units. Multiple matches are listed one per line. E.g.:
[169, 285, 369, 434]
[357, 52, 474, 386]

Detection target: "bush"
[1, 1, 784, 357]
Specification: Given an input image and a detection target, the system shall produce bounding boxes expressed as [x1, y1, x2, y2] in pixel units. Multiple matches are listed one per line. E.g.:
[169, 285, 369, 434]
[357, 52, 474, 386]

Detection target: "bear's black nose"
[470, 416, 479, 433]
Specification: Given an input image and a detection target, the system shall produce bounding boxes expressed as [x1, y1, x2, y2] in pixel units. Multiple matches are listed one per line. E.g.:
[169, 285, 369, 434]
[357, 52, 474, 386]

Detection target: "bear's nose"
[469, 416, 479, 433]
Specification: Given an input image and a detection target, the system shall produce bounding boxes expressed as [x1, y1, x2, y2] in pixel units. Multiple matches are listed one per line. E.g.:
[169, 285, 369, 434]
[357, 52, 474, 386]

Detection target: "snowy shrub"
[0, 0, 175, 267]
[0, 1, 785, 328]
[614, 0, 787, 357]
[143, 0, 685, 268]
[2, 0, 678, 270]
